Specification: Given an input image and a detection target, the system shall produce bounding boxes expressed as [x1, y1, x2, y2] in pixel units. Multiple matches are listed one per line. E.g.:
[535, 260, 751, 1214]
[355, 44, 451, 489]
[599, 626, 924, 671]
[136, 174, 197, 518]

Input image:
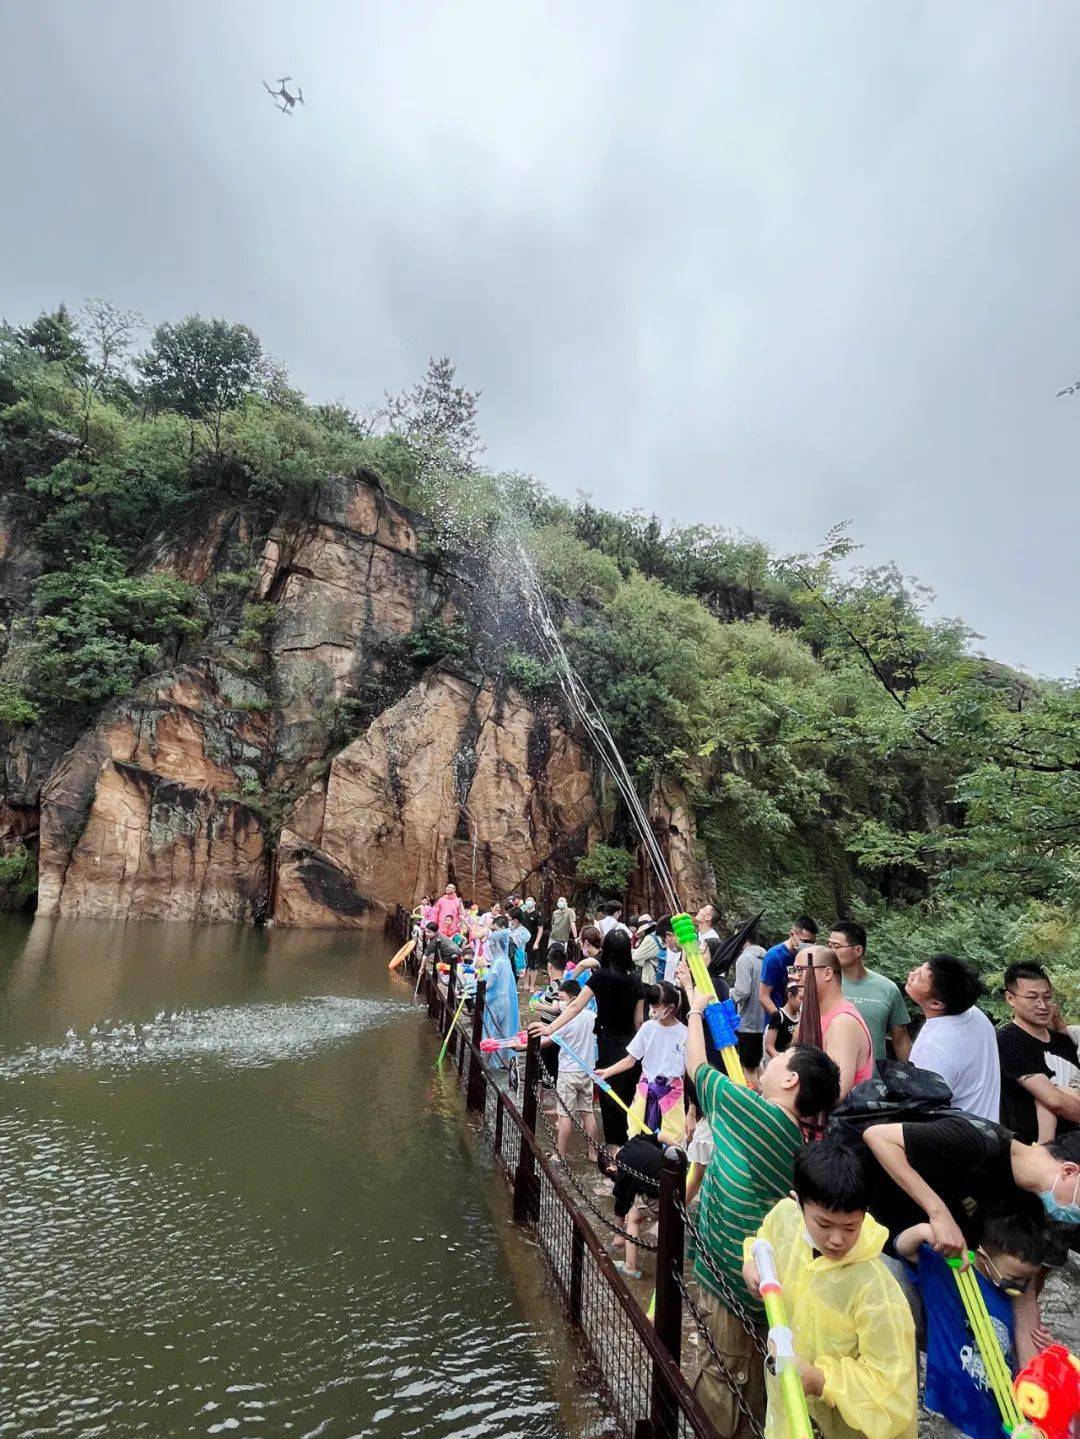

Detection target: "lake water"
[0, 916, 579, 1439]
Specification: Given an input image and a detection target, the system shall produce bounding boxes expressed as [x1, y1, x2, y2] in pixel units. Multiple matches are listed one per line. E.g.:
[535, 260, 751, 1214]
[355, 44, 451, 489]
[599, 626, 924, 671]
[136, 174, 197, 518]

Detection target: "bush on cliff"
[0, 302, 1076, 990]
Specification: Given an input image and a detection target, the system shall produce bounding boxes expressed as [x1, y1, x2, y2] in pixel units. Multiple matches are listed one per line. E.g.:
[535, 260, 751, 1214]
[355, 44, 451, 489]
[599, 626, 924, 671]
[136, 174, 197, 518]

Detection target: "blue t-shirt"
[906, 1244, 1016, 1439]
[760, 942, 793, 1011]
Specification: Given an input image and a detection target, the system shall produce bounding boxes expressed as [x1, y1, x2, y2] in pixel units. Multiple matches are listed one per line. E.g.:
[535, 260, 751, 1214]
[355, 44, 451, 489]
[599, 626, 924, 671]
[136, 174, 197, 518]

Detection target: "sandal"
[613, 1260, 643, 1280]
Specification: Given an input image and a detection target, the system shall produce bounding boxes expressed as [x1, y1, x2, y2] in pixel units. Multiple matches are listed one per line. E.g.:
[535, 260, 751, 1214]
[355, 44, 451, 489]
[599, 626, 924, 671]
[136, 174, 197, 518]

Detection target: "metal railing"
[415, 951, 721, 1439]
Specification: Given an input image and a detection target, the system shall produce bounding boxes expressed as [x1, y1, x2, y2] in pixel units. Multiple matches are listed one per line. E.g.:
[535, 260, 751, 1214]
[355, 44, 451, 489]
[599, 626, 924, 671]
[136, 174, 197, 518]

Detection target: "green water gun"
[752, 1238, 815, 1439]
[947, 1252, 1024, 1433]
[670, 912, 746, 1087]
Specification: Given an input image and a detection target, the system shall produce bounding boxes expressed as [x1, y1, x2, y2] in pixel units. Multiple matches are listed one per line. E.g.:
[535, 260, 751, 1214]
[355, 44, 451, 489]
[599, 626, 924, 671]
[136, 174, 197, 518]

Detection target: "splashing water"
[516, 553, 681, 913]
[424, 475, 682, 913]
[0, 995, 405, 1080]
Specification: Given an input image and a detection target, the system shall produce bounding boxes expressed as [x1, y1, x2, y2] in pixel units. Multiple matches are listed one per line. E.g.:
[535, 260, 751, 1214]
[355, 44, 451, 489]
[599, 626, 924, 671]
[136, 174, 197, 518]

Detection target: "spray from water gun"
[752, 1238, 815, 1439]
[669, 912, 746, 1087]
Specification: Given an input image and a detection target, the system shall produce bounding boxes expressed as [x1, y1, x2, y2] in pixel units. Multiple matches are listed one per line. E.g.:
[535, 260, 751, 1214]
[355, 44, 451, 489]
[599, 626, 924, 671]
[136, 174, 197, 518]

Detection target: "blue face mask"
[1039, 1169, 1080, 1223]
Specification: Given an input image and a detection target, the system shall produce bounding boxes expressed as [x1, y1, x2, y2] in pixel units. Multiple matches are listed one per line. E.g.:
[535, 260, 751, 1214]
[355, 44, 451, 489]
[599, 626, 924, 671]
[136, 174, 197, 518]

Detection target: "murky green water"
[0, 917, 574, 1439]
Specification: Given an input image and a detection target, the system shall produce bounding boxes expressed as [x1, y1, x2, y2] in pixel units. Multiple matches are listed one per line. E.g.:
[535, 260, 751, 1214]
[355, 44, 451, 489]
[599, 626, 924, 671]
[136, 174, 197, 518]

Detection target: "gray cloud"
[2, 0, 1078, 675]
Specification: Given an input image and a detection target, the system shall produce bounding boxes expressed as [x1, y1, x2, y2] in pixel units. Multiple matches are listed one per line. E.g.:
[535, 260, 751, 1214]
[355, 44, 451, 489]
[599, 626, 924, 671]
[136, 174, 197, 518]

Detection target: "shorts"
[687, 1115, 714, 1168]
[737, 1030, 764, 1069]
[556, 1068, 594, 1114]
[689, 1287, 768, 1439]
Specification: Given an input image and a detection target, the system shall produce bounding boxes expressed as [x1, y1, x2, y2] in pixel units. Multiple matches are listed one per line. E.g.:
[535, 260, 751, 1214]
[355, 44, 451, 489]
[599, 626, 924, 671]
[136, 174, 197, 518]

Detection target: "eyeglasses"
[977, 1247, 1033, 1298]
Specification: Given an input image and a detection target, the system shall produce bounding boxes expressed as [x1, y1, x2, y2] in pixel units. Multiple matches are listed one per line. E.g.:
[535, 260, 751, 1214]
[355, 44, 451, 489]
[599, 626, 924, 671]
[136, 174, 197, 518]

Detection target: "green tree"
[24, 546, 204, 709]
[138, 316, 272, 453]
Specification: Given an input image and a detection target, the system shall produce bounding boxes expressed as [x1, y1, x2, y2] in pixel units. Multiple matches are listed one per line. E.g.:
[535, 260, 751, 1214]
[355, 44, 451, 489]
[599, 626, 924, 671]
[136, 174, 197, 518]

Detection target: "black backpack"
[827, 1060, 1011, 1150]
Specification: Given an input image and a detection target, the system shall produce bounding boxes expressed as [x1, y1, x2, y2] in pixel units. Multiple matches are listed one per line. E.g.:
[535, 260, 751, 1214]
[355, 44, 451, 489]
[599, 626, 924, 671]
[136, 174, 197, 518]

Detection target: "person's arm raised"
[862, 1124, 967, 1259]
[892, 1222, 932, 1262]
[686, 989, 710, 1079]
[529, 983, 592, 1038]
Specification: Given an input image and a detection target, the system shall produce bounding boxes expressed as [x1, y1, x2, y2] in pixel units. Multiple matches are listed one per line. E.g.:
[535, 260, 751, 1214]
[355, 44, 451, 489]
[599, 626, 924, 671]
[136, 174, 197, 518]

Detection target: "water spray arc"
[516, 555, 681, 915]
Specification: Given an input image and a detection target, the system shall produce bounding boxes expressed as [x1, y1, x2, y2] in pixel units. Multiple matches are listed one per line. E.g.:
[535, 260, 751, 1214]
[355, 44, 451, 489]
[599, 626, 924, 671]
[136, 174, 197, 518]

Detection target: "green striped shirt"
[692, 1065, 803, 1319]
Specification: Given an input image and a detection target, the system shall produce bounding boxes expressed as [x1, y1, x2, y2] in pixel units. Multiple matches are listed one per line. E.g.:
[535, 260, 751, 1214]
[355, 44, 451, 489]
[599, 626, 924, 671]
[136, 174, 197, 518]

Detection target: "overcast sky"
[2, 1, 1078, 676]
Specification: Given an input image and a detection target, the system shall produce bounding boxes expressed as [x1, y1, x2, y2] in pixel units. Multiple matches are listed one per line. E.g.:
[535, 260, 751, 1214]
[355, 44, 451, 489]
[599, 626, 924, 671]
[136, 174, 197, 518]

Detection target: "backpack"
[827, 1060, 954, 1143]
[827, 1060, 1012, 1150]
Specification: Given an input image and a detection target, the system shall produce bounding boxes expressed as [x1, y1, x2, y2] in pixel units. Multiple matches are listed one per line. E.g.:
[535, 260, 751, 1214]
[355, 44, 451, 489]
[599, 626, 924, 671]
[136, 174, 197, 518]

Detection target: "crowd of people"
[414, 884, 1080, 1439]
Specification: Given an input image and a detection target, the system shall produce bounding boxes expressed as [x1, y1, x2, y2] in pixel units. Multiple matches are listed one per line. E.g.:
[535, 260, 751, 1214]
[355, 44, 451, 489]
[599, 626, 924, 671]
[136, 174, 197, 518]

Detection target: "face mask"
[650, 1007, 671, 1023]
[1040, 1168, 1080, 1223]
[557, 898, 567, 910]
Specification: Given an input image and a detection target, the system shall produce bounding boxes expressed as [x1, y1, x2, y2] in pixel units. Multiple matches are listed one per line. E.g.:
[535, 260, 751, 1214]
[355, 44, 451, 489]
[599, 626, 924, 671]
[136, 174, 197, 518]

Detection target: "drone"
[263, 77, 304, 114]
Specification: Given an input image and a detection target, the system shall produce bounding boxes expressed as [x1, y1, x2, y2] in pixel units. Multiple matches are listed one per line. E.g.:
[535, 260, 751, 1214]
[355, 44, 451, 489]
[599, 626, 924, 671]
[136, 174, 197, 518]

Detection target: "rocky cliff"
[14, 473, 708, 927]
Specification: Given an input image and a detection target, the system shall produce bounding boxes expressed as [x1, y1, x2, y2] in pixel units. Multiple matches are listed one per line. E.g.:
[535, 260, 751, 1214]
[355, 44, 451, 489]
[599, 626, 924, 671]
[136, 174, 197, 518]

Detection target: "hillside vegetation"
[1, 302, 1077, 1004]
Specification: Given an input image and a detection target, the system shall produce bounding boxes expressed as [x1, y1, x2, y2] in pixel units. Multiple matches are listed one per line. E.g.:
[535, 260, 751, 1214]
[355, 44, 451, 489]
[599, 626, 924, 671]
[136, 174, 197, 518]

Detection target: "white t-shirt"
[599, 916, 631, 937]
[626, 1019, 688, 1081]
[909, 1006, 1001, 1122]
[554, 1010, 596, 1072]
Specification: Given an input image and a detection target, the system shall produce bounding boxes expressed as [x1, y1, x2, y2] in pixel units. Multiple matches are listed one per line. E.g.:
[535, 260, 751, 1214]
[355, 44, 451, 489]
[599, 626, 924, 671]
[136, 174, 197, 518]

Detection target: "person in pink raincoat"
[432, 883, 465, 938]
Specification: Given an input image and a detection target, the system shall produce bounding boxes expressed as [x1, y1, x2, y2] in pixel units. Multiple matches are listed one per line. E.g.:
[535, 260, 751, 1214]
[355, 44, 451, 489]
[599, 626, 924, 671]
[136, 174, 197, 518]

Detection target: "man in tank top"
[793, 944, 874, 1099]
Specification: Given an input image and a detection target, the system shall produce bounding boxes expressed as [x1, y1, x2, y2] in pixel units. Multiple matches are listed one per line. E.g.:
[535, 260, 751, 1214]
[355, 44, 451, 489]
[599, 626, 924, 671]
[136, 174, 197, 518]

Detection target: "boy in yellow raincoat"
[742, 1139, 917, 1439]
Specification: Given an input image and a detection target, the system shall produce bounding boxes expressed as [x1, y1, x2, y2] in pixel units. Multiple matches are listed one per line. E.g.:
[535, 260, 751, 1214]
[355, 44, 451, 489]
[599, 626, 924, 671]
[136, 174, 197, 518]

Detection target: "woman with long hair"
[531, 925, 643, 1153]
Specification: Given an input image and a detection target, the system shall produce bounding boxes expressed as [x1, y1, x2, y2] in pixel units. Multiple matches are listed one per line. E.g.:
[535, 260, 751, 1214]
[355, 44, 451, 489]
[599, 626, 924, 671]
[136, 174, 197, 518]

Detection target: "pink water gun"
[479, 1031, 528, 1053]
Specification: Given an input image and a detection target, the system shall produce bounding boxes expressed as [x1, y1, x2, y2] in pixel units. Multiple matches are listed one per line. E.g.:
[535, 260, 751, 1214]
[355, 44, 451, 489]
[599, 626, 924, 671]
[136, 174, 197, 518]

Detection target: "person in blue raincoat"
[482, 923, 521, 1070]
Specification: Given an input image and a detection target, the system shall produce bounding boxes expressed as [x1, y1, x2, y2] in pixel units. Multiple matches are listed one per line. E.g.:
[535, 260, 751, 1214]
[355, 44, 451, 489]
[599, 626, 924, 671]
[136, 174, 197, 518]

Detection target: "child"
[529, 980, 600, 1162]
[764, 979, 801, 1060]
[742, 1139, 917, 1439]
[610, 1132, 664, 1280]
[894, 1203, 1045, 1439]
[531, 944, 569, 1016]
[597, 980, 688, 1145]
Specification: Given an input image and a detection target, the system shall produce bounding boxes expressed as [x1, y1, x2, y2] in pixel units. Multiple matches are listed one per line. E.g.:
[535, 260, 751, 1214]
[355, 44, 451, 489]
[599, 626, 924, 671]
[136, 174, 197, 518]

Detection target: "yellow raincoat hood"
[747, 1197, 917, 1439]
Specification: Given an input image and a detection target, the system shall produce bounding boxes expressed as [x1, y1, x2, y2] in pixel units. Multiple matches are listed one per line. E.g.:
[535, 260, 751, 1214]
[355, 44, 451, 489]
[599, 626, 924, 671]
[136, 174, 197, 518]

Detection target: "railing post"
[443, 953, 457, 1054]
[650, 1145, 687, 1438]
[467, 980, 487, 1112]
[569, 1216, 585, 1328]
[426, 945, 438, 1019]
[513, 1031, 541, 1223]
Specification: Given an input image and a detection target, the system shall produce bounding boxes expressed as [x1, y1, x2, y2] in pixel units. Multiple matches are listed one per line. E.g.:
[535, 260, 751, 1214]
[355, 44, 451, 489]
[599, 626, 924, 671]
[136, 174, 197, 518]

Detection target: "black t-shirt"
[997, 1022, 1080, 1144]
[767, 1009, 797, 1053]
[862, 1114, 1016, 1244]
[586, 967, 642, 1038]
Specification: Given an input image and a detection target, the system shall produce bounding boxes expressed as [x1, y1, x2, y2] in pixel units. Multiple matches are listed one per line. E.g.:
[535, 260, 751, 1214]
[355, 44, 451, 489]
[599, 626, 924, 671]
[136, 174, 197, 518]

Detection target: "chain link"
[542, 1073, 661, 1191]
[531, 1085, 660, 1251]
[674, 1268, 769, 1439]
[677, 1199, 771, 1359]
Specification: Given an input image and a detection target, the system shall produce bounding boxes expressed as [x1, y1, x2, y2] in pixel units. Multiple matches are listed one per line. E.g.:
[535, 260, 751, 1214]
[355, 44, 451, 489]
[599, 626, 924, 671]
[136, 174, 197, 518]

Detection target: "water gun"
[1013, 1345, 1080, 1439]
[947, 1253, 1025, 1433]
[670, 912, 746, 1086]
[435, 994, 468, 1066]
[751, 1238, 814, 1439]
[480, 1031, 528, 1053]
[551, 1032, 656, 1137]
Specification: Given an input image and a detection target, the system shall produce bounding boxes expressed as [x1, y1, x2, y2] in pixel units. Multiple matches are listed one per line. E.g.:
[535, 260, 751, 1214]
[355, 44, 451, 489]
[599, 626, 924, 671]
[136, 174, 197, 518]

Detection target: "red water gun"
[1014, 1345, 1080, 1439]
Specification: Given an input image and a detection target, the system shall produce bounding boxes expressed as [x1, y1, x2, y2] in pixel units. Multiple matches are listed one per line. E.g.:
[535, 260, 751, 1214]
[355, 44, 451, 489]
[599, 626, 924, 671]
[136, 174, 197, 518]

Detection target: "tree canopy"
[0, 299, 1075, 994]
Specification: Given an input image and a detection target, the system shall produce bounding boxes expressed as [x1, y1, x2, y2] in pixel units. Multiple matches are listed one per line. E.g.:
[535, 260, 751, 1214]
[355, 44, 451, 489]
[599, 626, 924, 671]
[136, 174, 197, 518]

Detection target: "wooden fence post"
[650, 1144, 687, 1438]
[467, 979, 487, 1112]
[513, 1032, 541, 1223]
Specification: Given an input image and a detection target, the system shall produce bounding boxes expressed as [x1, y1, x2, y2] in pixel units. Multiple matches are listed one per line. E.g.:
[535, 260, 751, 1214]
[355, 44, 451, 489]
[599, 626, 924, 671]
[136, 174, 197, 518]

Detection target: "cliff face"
[20, 472, 706, 926]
